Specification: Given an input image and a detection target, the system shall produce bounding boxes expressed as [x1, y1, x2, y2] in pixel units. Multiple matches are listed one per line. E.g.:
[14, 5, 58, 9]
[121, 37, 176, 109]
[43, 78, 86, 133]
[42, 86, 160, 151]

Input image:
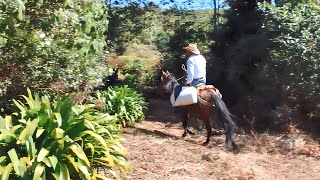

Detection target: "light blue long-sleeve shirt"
[186, 54, 207, 84]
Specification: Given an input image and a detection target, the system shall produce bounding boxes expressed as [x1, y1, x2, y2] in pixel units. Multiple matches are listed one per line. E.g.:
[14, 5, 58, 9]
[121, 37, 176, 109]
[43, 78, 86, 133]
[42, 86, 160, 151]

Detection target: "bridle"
[164, 76, 179, 93]
[163, 73, 185, 93]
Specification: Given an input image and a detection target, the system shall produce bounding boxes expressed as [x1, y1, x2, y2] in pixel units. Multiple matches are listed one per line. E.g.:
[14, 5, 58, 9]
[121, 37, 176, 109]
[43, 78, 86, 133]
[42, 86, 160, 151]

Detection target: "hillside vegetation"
[106, 1, 320, 136]
[107, 8, 215, 76]
[0, 0, 319, 178]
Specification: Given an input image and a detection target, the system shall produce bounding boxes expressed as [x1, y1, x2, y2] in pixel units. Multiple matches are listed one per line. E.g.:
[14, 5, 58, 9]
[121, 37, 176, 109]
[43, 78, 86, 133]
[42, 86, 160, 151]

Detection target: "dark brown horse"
[160, 71, 239, 152]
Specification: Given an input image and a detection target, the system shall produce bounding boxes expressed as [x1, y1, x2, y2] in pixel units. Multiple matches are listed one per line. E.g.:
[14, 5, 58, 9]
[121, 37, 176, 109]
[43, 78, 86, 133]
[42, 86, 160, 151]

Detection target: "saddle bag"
[170, 85, 198, 107]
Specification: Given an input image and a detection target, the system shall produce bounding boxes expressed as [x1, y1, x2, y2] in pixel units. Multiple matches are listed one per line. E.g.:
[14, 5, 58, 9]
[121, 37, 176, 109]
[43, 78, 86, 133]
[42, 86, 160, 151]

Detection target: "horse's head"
[158, 70, 177, 94]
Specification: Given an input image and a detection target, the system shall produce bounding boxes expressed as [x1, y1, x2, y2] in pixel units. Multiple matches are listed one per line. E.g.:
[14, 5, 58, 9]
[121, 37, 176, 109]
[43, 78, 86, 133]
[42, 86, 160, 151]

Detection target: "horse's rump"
[197, 84, 222, 101]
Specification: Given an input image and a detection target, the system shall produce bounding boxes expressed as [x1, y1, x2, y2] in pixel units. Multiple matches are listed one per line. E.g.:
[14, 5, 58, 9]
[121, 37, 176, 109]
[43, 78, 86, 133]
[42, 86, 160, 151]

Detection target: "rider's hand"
[183, 78, 189, 86]
[183, 81, 187, 86]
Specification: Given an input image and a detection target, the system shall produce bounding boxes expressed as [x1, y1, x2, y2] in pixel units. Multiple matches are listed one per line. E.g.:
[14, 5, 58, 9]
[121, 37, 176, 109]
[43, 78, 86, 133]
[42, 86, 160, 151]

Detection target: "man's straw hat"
[183, 43, 200, 55]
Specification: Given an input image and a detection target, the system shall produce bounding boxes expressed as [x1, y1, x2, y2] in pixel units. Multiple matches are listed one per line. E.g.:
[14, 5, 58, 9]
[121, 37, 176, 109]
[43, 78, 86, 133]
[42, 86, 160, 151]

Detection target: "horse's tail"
[212, 93, 238, 150]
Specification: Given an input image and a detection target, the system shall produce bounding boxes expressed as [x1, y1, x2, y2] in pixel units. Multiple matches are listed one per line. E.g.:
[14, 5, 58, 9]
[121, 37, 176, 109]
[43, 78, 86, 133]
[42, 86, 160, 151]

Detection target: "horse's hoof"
[226, 144, 240, 154]
[202, 141, 209, 146]
[227, 147, 240, 154]
[233, 148, 240, 154]
[187, 129, 195, 135]
[232, 145, 240, 154]
[182, 132, 187, 137]
[212, 129, 224, 136]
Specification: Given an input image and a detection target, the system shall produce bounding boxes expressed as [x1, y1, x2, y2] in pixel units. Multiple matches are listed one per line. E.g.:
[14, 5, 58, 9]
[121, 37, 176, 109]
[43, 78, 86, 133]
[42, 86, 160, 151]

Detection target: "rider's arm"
[186, 59, 194, 85]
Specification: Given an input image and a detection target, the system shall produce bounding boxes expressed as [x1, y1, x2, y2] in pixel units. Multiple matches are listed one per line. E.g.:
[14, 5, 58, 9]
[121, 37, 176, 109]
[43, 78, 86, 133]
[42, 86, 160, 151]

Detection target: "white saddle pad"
[170, 86, 198, 107]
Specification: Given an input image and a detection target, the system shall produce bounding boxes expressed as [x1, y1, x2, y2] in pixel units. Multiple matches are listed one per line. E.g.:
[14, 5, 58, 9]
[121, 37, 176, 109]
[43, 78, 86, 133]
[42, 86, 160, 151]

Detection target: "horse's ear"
[163, 70, 172, 77]
[166, 70, 171, 77]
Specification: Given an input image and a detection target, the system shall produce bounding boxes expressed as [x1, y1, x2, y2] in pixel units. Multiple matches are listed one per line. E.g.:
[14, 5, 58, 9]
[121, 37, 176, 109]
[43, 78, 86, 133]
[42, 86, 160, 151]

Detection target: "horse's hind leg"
[202, 119, 212, 146]
[232, 141, 240, 153]
[181, 111, 188, 137]
[199, 106, 212, 145]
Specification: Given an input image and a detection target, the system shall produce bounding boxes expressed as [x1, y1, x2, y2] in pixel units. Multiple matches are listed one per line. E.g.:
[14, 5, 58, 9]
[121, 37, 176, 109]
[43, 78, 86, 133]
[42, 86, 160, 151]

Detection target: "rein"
[176, 75, 186, 81]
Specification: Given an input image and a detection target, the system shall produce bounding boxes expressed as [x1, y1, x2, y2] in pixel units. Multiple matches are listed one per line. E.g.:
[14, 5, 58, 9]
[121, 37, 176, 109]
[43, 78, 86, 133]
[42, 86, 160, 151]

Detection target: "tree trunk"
[213, 0, 217, 27]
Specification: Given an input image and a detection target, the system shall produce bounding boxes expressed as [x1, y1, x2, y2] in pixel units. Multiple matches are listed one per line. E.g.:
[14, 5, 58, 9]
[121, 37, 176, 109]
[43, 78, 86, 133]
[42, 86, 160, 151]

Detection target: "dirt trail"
[123, 98, 320, 180]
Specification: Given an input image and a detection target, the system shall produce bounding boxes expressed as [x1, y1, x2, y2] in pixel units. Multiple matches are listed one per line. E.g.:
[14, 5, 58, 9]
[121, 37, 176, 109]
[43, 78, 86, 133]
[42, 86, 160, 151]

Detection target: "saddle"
[195, 83, 222, 106]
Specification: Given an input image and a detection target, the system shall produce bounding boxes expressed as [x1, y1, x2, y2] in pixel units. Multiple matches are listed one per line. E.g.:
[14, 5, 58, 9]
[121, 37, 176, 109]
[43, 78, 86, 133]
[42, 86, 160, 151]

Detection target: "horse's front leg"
[181, 111, 188, 137]
[181, 111, 194, 137]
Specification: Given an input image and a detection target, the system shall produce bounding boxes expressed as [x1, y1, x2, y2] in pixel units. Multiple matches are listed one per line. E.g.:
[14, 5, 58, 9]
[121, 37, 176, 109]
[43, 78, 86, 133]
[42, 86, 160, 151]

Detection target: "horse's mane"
[168, 76, 178, 83]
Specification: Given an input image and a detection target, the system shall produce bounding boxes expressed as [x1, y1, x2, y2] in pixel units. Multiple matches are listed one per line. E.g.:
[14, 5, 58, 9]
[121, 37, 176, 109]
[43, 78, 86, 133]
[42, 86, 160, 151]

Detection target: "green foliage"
[155, 9, 213, 75]
[0, 89, 129, 179]
[106, 2, 156, 54]
[122, 74, 142, 90]
[210, 0, 267, 83]
[0, 0, 109, 96]
[143, 73, 159, 86]
[205, 0, 320, 131]
[262, 2, 320, 119]
[207, 0, 287, 131]
[97, 86, 147, 126]
[122, 59, 144, 75]
[116, 43, 162, 73]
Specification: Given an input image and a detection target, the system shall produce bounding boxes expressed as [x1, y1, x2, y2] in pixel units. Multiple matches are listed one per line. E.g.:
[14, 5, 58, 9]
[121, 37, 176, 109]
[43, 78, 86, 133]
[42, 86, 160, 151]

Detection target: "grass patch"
[114, 43, 162, 72]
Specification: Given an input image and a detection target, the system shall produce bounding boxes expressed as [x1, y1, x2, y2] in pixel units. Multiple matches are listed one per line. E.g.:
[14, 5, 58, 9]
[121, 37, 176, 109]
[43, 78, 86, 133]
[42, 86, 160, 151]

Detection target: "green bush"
[0, 0, 109, 96]
[261, 2, 320, 121]
[122, 74, 141, 90]
[122, 59, 144, 75]
[97, 86, 147, 126]
[155, 9, 212, 75]
[0, 89, 129, 179]
[143, 73, 159, 86]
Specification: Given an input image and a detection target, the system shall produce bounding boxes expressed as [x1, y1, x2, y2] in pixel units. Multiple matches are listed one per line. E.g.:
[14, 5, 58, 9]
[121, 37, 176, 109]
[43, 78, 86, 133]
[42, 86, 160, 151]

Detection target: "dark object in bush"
[94, 68, 121, 91]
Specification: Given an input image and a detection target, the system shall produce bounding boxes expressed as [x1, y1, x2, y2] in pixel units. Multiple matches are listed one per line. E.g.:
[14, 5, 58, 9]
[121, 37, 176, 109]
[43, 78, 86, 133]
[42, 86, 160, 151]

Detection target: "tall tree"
[213, 0, 218, 26]
[106, 2, 153, 54]
[209, 0, 276, 130]
[262, 1, 320, 133]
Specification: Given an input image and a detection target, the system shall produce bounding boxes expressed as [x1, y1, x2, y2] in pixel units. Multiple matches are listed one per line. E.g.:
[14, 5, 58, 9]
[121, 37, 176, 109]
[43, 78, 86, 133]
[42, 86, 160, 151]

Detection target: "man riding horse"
[159, 43, 239, 152]
[183, 43, 207, 87]
[183, 43, 222, 98]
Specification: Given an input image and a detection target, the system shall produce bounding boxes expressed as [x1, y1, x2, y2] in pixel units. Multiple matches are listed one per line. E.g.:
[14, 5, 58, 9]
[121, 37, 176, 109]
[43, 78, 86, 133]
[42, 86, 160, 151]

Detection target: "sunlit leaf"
[51, 128, 64, 139]
[36, 129, 45, 138]
[2, 163, 13, 180]
[59, 163, 71, 180]
[37, 148, 49, 162]
[62, 154, 79, 172]
[48, 156, 58, 170]
[75, 161, 91, 179]
[69, 144, 90, 167]
[17, 0, 26, 20]
[33, 163, 45, 180]
[8, 149, 26, 177]
[54, 113, 62, 127]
